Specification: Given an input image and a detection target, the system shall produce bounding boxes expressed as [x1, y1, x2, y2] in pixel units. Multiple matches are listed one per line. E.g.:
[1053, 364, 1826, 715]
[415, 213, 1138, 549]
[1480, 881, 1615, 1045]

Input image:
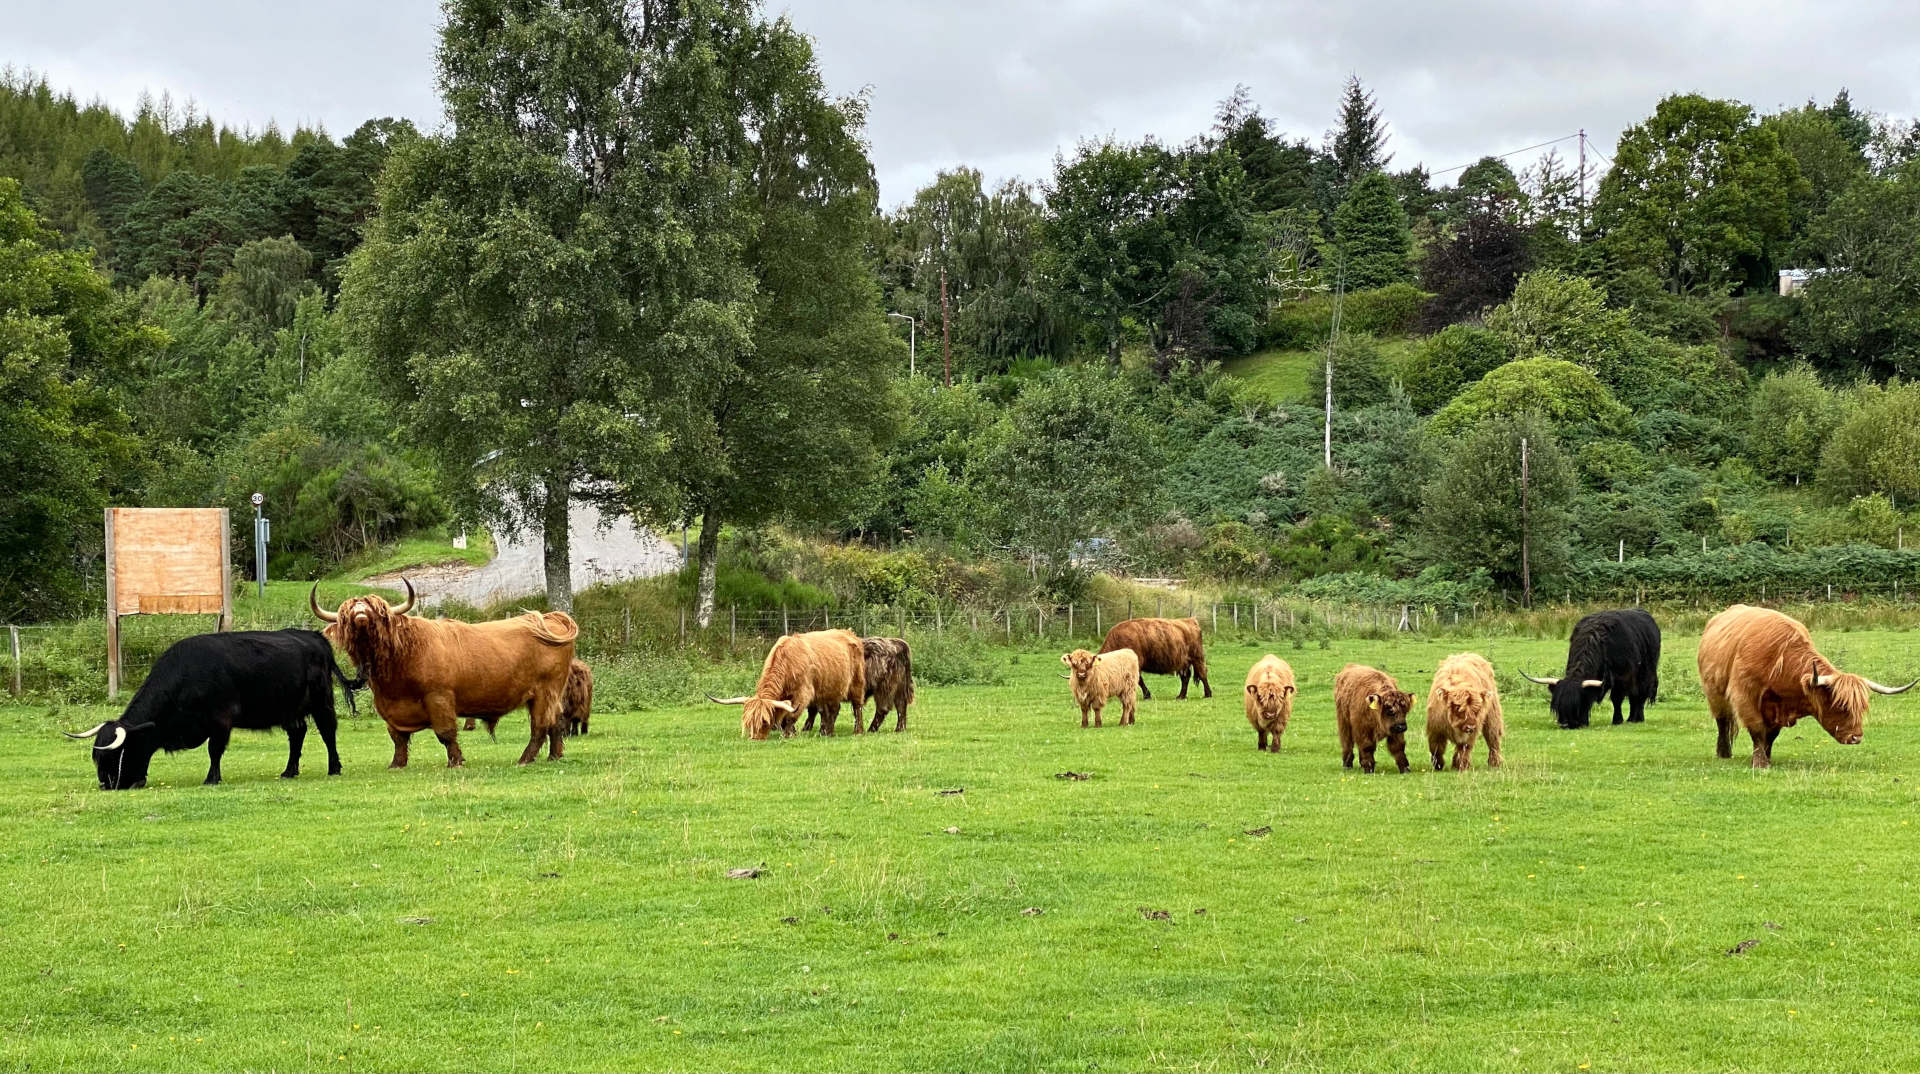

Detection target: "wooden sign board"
[104, 508, 231, 697]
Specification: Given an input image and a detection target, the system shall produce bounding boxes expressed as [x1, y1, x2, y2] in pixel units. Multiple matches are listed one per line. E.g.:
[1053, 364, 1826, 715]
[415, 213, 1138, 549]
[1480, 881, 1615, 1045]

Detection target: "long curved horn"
[390, 578, 416, 616]
[706, 694, 750, 705]
[1581, 679, 1604, 688]
[62, 722, 108, 740]
[97, 726, 127, 751]
[1519, 671, 1561, 686]
[1864, 677, 1920, 695]
[309, 584, 339, 623]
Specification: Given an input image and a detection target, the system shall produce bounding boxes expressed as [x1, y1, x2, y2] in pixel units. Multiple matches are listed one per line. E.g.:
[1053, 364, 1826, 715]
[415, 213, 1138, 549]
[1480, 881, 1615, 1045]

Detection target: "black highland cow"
[1522, 609, 1661, 729]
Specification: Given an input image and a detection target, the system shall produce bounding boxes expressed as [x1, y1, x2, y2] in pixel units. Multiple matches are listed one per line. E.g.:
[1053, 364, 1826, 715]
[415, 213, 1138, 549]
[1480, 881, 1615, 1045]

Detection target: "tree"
[1428, 358, 1631, 440]
[1400, 324, 1510, 412]
[115, 170, 244, 294]
[212, 235, 318, 339]
[0, 178, 160, 618]
[1420, 191, 1530, 326]
[343, 0, 767, 612]
[1745, 365, 1841, 484]
[1790, 162, 1920, 378]
[976, 369, 1165, 594]
[1421, 414, 1575, 592]
[675, 25, 902, 628]
[1763, 102, 1869, 231]
[1821, 383, 1920, 504]
[1332, 170, 1412, 289]
[1042, 139, 1176, 363]
[1211, 85, 1319, 214]
[1595, 93, 1804, 295]
[1330, 75, 1390, 185]
[1520, 148, 1583, 271]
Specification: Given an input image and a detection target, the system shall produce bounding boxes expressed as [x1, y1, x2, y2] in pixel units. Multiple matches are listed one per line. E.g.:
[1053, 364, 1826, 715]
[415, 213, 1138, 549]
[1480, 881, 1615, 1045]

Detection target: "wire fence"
[14, 580, 1920, 702]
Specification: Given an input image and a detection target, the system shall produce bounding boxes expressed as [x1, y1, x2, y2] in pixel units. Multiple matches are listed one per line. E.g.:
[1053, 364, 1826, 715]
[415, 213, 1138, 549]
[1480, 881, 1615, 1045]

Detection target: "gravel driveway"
[373, 499, 684, 608]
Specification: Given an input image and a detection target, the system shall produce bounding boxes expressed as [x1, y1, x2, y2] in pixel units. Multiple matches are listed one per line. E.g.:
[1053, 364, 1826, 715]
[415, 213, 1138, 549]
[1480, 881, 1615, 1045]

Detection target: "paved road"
[385, 499, 684, 608]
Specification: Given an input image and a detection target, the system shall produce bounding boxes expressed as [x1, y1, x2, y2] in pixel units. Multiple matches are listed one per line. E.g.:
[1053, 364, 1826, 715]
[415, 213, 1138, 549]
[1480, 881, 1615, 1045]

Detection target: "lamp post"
[887, 312, 917, 377]
[250, 492, 268, 600]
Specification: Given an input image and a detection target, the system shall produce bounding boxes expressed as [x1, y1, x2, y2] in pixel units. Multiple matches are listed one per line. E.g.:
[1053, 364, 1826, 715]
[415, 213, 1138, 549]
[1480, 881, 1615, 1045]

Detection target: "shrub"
[1400, 324, 1510, 412]
[911, 632, 1006, 686]
[1262, 283, 1430, 349]
[1428, 358, 1632, 440]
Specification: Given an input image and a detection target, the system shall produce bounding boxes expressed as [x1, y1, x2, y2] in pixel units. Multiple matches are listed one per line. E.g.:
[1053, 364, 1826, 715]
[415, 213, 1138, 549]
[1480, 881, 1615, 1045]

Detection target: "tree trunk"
[695, 509, 721, 629]
[543, 472, 572, 613]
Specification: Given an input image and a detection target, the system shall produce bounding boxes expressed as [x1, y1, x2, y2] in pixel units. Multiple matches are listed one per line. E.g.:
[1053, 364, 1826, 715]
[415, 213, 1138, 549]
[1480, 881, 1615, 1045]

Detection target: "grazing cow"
[1698, 604, 1916, 768]
[64, 630, 361, 790]
[311, 581, 578, 767]
[1426, 653, 1505, 771]
[467, 658, 593, 736]
[1335, 664, 1416, 774]
[1522, 609, 1662, 728]
[860, 637, 915, 733]
[1062, 647, 1139, 728]
[1098, 616, 1210, 700]
[710, 629, 865, 740]
[1243, 655, 1297, 753]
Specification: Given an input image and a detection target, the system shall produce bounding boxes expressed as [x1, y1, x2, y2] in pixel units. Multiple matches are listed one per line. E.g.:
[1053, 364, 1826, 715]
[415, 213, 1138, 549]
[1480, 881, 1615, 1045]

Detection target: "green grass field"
[1222, 339, 1419, 405]
[5, 628, 1920, 1072]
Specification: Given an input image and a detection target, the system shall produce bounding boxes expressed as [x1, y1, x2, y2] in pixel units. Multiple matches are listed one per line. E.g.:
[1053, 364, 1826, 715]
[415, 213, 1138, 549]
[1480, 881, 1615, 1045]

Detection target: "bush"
[1400, 325, 1510, 412]
[910, 632, 1006, 686]
[1428, 358, 1632, 440]
[1821, 382, 1920, 504]
[1569, 543, 1920, 599]
[1306, 333, 1391, 405]
[1262, 283, 1430, 349]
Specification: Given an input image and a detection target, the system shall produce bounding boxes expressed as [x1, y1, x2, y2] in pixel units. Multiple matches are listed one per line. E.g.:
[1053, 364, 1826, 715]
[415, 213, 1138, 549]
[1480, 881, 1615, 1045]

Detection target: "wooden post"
[679, 607, 686, 646]
[1005, 611, 1012, 644]
[730, 605, 737, 648]
[8, 625, 19, 698]
[104, 508, 119, 700]
[623, 606, 632, 647]
[1068, 604, 1074, 637]
[1211, 602, 1217, 632]
[1094, 603, 1101, 637]
[1127, 595, 1133, 620]
[1233, 604, 1239, 627]
[1156, 594, 1163, 617]
[1252, 604, 1258, 633]
[899, 605, 906, 635]
[936, 604, 943, 635]
[782, 605, 789, 635]
[825, 606, 832, 629]
[217, 508, 233, 631]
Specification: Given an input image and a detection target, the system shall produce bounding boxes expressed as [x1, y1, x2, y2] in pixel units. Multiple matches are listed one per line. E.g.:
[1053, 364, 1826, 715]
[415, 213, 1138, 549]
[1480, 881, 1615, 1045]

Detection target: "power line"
[1427, 133, 1580, 178]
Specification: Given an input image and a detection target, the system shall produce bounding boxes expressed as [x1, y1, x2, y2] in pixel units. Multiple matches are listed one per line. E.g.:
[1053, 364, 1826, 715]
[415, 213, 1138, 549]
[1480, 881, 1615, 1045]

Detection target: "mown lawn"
[4, 628, 1920, 1072]
[1222, 339, 1420, 405]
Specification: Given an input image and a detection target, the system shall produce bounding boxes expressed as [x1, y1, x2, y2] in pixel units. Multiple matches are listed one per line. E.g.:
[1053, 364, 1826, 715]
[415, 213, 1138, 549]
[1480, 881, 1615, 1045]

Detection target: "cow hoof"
[328, 767, 342, 776]
[204, 777, 221, 786]
[279, 772, 298, 780]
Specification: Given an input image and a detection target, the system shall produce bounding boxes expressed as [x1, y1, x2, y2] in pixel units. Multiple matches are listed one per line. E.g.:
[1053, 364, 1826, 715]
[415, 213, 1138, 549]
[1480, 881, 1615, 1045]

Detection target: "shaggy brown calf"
[1426, 652, 1504, 771]
[1334, 664, 1415, 774]
[559, 659, 594, 736]
[1063, 647, 1139, 728]
[1098, 616, 1210, 700]
[710, 629, 865, 740]
[1699, 603, 1915, 767]
[311, 581, 577, 767]
[860, 637, 914, 733]
[1242, 654, 1296, 753]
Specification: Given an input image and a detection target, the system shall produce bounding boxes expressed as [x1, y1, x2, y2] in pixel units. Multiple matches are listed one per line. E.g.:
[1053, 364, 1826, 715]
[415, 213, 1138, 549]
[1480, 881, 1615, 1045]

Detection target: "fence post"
[1127, 596, 1133, 620]
[825, 607, 832, 629]
[7, 625, 18, 698]
[1211, 602, 1217, 632]
[1005, 610, 1012, 644]
[971, 611, 978, 633]
[1252, 604, 1258, 633]
[730, 605, 736, 649]
[1156, 594, 1163, 617]
[782, 605, 789, 635]
[622, 606, 632, 648]
[900, 605, 906, 635]
[1094, 602, 1101, 638]
[1068, 604, 1074, 637]
[936, 604, 943, 635]
[1233, 604, 1239, 627]
[679, 607, 687, 647]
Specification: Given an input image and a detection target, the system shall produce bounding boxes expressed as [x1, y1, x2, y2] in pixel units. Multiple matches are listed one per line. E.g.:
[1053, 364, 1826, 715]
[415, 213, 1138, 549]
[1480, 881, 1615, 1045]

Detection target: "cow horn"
[309, 584, 339, 623]
[1581, 678, 1604, 688]
[62, 722, 108, 740]
[1864, 677, 1920, 695]
[391, 578, 416, 616]
[706, 694, 749, 705]
[1814, 674, 1836, 687]
[1519, 671, 1561, 686]
[97, 726, 127, 751]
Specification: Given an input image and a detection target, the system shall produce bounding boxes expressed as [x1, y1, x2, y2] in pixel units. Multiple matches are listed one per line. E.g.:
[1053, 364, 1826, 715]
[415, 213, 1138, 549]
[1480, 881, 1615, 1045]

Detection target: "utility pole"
[1577, 129, 1588, 234]
[939, 264, 952, 388]
[1323, 263, 1346, 469]
[1520, 437, 1532, 608]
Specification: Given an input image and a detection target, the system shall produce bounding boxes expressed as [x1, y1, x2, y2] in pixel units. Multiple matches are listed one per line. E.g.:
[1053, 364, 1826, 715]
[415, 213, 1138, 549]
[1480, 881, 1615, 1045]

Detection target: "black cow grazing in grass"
[1522, 609, 1662, 729]
[63, 630, 362, 790]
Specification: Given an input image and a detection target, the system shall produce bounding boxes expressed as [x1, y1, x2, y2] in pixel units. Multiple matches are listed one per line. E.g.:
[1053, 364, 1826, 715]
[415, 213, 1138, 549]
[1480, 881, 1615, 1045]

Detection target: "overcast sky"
[12, 1, 1918, 205]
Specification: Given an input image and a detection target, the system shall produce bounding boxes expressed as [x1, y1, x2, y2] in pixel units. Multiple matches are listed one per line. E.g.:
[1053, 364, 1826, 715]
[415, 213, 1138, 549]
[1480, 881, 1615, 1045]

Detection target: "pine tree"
[1331, 75, 1391, 185]
[1332, 170, 1413, 289]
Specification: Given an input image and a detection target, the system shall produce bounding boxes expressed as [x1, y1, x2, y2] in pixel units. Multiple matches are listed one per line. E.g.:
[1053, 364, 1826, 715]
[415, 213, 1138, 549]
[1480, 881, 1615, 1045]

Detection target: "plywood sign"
[106, 508, 231, 614]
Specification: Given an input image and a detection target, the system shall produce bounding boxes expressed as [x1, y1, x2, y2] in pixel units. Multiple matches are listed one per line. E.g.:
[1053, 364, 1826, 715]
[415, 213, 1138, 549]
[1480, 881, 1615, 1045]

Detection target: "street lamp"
[887, 312, 917, 377]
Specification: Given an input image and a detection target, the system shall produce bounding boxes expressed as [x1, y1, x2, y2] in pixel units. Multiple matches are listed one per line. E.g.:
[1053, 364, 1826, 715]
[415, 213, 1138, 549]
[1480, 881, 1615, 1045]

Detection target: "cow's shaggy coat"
[713, 629, 865, 740]
[1335, 664, 1415, 774]
[1063, 647, 1139, 728]
[1426, 652, 1504, 771]
[1523, 609, 1661, 728]
[1243, 655, 1297, 753]
[1098, 616, 1210, 699]
[1698, 603, 1915, 767]
[860, 637, 915, 733]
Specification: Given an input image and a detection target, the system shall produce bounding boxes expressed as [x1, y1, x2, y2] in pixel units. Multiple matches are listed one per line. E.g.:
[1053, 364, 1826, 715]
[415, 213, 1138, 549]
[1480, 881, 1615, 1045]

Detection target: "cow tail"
[901, 642, 916, 705]
[330, 656, 366, 716]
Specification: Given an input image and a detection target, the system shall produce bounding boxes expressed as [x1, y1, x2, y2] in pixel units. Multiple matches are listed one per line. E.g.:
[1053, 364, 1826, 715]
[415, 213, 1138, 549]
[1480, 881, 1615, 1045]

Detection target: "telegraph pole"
[1519, 437, 1532, 608]
[1322, 263, 1346, 469]
[1577, 128, 1588, 233]
[939, 264, 952, 388]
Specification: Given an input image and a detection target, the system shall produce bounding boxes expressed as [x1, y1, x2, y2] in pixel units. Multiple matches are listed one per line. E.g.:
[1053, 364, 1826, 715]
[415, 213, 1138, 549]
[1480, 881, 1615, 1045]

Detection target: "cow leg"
[1339, 720, 1354, 768]
[388, 725, 413, 769]
[821, 702, 839, 737]
[205, 725, 231, 785]
[895, 703, 907, 733]
[282, 719, 306, 779]
[1387, 733, 1411, 774]
[1177, 668, 1190, 700]
[801, 709, 817, 732]
[312, 699, 343, 776]
[463, 717, 477, 732]
[867, 705, 886, 734]
[780, 714, 798, 738]
[1093, 700, 1104, 728]
[1452, 739, 1474, 771]
[1628, 692, 1646, 723]
[1360, 737, 1378, 774]
[517, 690, 559, 765]
[423, 695, 467, 767]
[1428, 729, 1447, 771]
[1256, 727, 1268, 752]
[1081, 702, 1091, 729]
[1611, 690, 1625, 725]
[1137, 676, 1152, 701]
[1198, 665, 1212, 699]
[1483, 716, 1504, 769]
[1749, 728, 1773, 769]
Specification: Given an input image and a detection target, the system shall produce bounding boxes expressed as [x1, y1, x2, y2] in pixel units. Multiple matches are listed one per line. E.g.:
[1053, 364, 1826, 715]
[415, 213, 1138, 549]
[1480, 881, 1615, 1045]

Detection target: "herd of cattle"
[59, 585, 1918, 789]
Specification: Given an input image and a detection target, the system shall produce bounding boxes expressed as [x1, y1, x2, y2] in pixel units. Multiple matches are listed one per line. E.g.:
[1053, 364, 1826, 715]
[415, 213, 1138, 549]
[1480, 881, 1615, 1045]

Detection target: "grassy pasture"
[4, 629, 1920, 1072]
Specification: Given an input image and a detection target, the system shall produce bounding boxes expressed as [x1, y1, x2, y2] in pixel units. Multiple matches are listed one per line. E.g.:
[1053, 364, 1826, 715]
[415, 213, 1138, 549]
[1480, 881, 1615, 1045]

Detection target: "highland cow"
[1063, 647, 1139, 728]
[710, 629, 865, 740]
[1426, 653, 1504, 771]
[1098, 616, 1210, 700]
[1522, 609, 1662, 728]
[1335, 664, 1415, 774]
[1243, 654, 1297, 753]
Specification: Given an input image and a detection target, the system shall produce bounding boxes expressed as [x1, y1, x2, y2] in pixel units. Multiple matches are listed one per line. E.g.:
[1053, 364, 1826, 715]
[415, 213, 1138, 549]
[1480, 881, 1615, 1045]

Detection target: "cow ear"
[1283, 684, 1295, 695]
[1060, 653, 1071, 665]
[1246, 683, 1258, 694]
[1367, 693, 1380, 710]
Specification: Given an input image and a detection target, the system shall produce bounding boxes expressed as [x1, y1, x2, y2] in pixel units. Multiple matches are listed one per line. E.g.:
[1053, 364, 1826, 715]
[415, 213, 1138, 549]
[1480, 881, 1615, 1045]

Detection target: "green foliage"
[1429, 358, 1631, 440]
[0, 178, 160, 618]
[1331, 170, 1413, 289]
[1330, 75, 1391, 184]
[1820, 381, 1920, 503]
[1570, 542, 1920, 598]
[1791, 162, 1920, 377]
[1746, 365, 1843, 483]
[1400, 324, 1510, 412]
[1421, 415, 1576, 589]
[1262, 282, 1427, 349]
[1306, 333, 1391, 406]
[1596, 93, 1805, 295]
